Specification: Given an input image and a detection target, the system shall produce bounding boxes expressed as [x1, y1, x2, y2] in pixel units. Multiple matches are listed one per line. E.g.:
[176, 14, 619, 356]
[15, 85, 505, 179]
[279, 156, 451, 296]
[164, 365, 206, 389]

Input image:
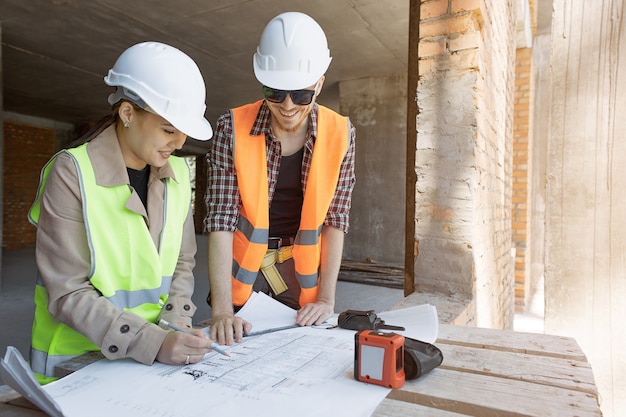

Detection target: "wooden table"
[1, 324, 601, 417]
[372, 324, 601, 416]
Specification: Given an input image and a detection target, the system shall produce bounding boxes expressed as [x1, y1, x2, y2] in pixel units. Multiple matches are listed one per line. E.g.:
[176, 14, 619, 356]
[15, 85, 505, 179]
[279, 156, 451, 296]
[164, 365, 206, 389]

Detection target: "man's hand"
[296, 300, 334, 326]
[210, 312, 253, 345]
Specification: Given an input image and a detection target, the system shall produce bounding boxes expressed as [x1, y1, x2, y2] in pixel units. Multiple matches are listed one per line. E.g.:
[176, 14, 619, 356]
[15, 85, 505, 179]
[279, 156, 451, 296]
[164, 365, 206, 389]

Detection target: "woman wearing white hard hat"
[28, 41, 217, 384]
[206, 12, 357, 346]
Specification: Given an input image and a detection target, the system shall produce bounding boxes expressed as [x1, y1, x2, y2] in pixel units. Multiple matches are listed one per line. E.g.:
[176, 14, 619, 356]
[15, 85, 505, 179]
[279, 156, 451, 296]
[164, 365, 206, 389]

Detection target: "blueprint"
[42, 326, 388, 417]
[2, 293, 439, 417]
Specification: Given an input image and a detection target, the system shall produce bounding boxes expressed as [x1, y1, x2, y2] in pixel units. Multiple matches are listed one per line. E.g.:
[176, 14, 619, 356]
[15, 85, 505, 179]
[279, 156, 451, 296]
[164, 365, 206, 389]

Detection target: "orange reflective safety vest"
[231, 100, 349, 307]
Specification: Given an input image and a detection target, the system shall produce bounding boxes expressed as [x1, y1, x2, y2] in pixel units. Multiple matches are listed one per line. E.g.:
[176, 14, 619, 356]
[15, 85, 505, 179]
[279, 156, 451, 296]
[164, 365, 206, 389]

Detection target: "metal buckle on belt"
[268, 237, 295, 250]
[268, 237, 282, 250]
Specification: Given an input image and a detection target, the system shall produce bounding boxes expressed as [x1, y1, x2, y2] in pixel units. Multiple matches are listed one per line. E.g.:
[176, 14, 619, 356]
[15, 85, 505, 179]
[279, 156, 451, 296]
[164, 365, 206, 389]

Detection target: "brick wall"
[475, 0, 516, 329]
[513, 47, 532, 311]
[413, 0, 515, 328]
[3, 121, 55, 249]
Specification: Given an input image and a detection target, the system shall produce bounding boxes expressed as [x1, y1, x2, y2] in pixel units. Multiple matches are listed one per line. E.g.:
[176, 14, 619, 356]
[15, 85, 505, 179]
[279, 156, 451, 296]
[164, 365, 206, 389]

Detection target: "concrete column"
[546, 1, 626, 415]
[339, 75, 407, 266]
[528, 0, 552, 322]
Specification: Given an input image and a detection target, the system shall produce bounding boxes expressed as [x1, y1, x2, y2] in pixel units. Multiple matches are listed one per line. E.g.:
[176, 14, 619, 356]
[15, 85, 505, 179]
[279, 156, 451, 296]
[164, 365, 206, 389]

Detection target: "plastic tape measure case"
[354, 330, 405, 389]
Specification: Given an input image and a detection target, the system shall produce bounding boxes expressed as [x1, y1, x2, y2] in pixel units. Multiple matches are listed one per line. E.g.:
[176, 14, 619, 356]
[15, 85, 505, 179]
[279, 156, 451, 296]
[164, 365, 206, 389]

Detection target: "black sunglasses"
[262, 86, 316, 106]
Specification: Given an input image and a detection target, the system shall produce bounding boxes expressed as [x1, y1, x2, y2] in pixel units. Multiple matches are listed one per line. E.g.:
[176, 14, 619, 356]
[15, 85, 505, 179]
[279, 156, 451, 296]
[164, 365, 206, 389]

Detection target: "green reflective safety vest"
[28, 144, 190, 384]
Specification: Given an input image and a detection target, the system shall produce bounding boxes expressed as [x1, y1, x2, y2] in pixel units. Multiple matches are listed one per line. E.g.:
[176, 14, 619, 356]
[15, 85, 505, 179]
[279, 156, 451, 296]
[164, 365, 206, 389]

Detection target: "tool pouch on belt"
[260, 250, 290, 295]
[338, 309, 405, 331]
[403, 336, 444, 380]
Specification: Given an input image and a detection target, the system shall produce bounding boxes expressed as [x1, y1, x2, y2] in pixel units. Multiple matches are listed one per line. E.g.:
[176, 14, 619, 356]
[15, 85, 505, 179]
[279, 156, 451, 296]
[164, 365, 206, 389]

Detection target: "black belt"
[267, 237, 295, 250]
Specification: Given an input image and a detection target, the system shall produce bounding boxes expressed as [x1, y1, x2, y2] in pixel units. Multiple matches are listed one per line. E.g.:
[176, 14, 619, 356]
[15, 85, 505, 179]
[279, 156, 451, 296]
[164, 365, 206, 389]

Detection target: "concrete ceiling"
[0, 0, 409, 146]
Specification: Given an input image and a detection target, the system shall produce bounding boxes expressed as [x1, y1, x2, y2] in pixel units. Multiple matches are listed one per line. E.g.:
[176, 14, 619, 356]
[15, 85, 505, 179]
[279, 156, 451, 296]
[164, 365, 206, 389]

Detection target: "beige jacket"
[34, 125, 197, 365]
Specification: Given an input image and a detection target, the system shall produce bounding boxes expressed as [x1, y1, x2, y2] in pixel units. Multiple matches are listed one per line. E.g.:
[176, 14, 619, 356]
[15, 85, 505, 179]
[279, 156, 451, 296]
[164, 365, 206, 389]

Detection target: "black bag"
[338, 309, 405, 331]
[403, 336, 444, 380]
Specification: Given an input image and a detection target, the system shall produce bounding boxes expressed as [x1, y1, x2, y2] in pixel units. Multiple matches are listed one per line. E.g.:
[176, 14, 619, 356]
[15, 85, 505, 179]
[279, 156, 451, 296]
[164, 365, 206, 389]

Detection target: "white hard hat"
[104, 41, 213, 140]
[253, 12, 332, 90]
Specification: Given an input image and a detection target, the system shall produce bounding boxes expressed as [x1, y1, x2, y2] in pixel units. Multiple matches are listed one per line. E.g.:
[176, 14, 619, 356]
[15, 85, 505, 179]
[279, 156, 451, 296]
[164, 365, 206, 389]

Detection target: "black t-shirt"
[127, 165, 150, 209]
[269, 148, 304, 238]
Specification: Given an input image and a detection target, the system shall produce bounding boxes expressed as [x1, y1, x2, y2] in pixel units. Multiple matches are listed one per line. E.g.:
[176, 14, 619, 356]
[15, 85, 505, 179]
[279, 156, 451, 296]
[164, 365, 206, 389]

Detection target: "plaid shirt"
[204, 101, 356, 234]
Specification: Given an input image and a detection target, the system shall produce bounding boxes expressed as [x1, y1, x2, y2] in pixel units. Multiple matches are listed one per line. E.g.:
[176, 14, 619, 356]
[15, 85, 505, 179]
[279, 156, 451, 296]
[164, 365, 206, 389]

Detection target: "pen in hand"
[159, 319, 231, 357]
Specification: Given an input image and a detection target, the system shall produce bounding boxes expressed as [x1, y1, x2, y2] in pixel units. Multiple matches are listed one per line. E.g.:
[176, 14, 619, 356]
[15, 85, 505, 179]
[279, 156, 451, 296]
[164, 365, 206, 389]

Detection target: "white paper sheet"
[2, 295, 439, 417]
[0, 346, 64, 417]
[235, 291, 298, 331]
[42, 326, 388, 417]
[378, 304, 439, 343]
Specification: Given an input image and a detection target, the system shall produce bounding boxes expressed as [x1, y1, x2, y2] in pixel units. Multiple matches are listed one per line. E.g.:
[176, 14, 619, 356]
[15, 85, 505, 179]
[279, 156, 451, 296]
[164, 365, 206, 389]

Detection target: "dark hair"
[68, 101, 142, 148]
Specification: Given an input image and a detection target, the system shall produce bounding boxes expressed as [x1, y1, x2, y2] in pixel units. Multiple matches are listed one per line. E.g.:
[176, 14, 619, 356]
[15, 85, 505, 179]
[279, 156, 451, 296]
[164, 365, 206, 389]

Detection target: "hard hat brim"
[106, 84, 213, 140]
[170, 116, 213, 141]
[253, 58, 331, 91]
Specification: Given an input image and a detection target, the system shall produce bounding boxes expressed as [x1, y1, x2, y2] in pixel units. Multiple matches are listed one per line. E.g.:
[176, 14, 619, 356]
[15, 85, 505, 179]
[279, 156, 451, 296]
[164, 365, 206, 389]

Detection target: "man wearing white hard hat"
[28, 41, 218, 384]
[206, 12, 357, 345]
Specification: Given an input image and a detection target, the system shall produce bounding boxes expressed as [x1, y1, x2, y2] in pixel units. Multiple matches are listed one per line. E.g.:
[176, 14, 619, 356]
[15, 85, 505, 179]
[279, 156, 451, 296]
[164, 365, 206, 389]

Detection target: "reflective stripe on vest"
[28, 145, 190, 379]
[231, 100, 349, 307]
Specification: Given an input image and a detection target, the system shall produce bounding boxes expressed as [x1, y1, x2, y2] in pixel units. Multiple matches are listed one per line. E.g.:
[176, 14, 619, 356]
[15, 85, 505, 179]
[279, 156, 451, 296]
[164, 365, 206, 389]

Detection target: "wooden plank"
[339, 260, 404, 289]
[387, 368, 601, 417]
[438, 344, 598, 395]
[0, 403, 46, 417]
[341, 260, 404, 274]
[437, 324, 588, 361]
[372, 398, 470, 416]
[0, 387, 44, 417]
[0, 387, 45, 416]
[338, 271, 404, 289]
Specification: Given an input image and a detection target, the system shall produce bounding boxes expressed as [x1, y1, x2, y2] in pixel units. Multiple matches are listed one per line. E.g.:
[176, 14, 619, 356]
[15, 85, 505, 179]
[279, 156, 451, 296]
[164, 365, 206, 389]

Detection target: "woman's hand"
[156, 325, 214, 365]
